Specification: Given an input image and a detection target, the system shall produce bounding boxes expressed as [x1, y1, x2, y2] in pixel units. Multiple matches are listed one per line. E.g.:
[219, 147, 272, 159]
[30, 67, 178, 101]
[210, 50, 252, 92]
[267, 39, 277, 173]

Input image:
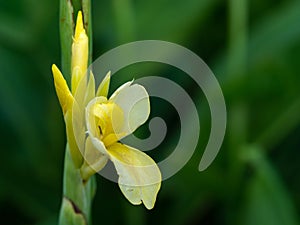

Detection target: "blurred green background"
[1, 0, 300, 225]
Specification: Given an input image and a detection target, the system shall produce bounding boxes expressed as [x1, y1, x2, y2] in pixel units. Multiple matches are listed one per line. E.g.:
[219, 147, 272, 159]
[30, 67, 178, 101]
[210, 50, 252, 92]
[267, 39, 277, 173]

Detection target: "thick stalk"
[59, 145, 96, 225]
[58, 1, 95, 224]
[226, 0, 248, 224]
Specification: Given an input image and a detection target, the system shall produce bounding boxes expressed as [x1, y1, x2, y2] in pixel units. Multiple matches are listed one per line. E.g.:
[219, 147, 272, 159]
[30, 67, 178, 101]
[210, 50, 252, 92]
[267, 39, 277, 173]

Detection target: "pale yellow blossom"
[51, 11, 161, 210]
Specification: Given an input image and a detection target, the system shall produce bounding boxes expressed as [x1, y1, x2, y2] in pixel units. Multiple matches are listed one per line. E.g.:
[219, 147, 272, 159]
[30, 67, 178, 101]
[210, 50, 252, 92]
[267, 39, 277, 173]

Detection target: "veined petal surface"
[109, 82, 150, 139]
[107, 143, 161, 210]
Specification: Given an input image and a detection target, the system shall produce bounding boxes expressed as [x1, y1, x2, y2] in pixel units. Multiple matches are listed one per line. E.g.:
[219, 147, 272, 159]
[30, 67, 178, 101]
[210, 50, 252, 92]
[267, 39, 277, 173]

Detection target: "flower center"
[93, 102, 124, 147]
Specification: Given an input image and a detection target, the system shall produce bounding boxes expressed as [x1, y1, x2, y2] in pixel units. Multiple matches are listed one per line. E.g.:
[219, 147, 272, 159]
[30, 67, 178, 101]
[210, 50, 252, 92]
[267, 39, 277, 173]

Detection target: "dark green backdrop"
[0, 0, 300, 225]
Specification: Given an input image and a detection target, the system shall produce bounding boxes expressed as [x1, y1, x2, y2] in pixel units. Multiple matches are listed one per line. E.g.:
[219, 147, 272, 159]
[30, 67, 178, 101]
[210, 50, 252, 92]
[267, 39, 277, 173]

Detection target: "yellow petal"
[84, 71, 95, 105]
[74, 11, 85, 41]
[52, 64, 83, 167]
[102, 133, 119, 147]
[93, 102, 124, 138]
[65, 109, 83, 168]
[71, 11, 88, 94]
[85, 96, 108, 139]
[109, 82, 150, 139]
[71, 66, 87, 96]
[51, 64, 73, 115]
[107, 143, 161, 209]
[80, 136, 108, 181]
[96, 71, 111, 97]
[72, 70, 94, 110]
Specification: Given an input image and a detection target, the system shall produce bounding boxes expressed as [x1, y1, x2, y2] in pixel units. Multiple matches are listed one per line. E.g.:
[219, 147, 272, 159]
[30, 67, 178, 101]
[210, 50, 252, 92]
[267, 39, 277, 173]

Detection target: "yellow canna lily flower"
[80, 72, 161, 210]
[52, 10, 161, 209]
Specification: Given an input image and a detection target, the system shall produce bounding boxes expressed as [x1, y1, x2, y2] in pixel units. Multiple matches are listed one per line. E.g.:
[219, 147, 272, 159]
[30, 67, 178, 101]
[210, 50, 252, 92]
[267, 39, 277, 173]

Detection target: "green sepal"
[65, 110, 83, 168]
[59, 0, 74, 85]
[59, 198, 87, 225]
[82, 0, 93, 65]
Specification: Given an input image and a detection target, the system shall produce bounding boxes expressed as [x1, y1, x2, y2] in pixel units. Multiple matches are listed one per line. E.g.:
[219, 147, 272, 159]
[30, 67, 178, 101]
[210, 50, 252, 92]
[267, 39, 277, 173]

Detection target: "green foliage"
[0, 0, 300, 225]
[242, 146, 298, 225]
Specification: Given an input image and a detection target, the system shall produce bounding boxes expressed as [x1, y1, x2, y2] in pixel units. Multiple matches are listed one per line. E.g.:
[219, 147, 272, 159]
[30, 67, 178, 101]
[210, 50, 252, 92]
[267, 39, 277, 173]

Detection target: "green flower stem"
[226, 0, 248, 224]
[59, 0, 73, 85]
[58, 1, 95, 224]
[227, 0, 248, 178]
[59, 145, 96, 225]
[82, 0, 93, 65]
